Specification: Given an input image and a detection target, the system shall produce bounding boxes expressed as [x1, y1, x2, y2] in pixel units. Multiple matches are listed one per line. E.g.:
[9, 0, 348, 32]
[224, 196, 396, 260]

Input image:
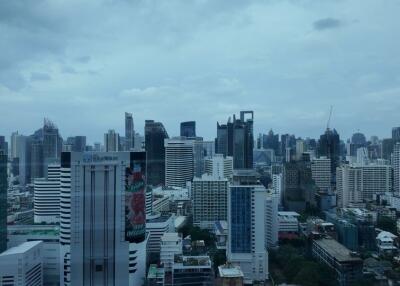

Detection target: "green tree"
[377, 216, 397, 234]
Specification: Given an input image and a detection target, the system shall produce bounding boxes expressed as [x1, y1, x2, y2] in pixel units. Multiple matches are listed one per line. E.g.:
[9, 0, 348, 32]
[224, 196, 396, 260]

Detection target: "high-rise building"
[295, 139, 305, 160]
[192, 174, 228, 229]
[66, 136, 86, 152]
[125, 112, 134, 150]
[272, 173, 283, 205]
[0, 152, 7, 253]
[394, 143, 400, 194]
[0, 136, 8, 155]
[392, 127, 400, 143]
[204, 154, 233, 179]
[0, 241, 44, 286]
[33, 164, 60, 224]
[164, 137, 194, 188]
[104, 129, 120, 152]
[227, 170, 268, 284]
[60, 151, 147, 286]
[14, 134, 31, 185]
[337, 163, 392, 207]
[145, 120, 169, 186]
[216, 111, 254, 169]
[180, 121, 196, 138]
[30, 139, 44, 180]
[193, 137, 205, 178]
[43, 118, 62, 163]
[10, 131, 19, 159]
[265, 192, 279, 247]
[311, 157, 332, 191]
[318, 128, 340, 175]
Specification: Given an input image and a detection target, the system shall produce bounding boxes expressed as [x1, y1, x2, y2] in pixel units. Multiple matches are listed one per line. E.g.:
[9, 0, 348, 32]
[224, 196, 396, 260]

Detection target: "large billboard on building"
[125, 151, 146, 243]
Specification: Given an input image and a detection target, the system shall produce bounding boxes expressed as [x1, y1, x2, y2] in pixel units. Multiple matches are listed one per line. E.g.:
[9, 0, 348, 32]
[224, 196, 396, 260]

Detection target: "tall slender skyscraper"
[394, 143, 400, 195]
[318, 128, 340, 181]
[125, 112, 134, 150]
[0, 136, 8, 156]
[392, 127, 400, 144]
[180, 121, 196, 137]
[0, 152, 7, 253]
[145, 120, 169, 186]
[216, 111, 254, 169]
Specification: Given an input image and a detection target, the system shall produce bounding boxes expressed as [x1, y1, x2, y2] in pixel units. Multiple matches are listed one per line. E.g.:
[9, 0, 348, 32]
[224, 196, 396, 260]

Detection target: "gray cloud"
[313, 18, 342, 30]
[30, 72, 51, 81]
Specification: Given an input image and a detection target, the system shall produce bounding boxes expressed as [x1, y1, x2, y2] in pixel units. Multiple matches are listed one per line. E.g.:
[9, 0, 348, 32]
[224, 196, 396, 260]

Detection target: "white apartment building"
[160, 232, 182, 272]
[265, 192, 279, 247]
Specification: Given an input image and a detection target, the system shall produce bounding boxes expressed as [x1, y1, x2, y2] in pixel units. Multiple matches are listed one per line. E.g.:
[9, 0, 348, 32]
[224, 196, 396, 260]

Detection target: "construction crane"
[326, 105, 333, 130]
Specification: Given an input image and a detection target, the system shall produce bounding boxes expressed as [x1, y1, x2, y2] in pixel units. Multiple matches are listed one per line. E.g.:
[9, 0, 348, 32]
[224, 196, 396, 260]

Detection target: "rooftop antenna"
[326, 105, 333, 131]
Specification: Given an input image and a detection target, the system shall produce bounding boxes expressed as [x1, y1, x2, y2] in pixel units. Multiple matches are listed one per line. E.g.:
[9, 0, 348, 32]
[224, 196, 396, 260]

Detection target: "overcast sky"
[1, 0, 400, 144]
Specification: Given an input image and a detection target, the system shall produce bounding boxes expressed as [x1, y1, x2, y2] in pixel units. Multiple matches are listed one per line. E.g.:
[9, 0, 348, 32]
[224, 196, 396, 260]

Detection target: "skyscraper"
[145, 120, 169, 186]
[0, 152, 7, 253]
[60, 151, 147, 286]
[180, 121, 196, 138]
[43, 118, 62, 163]
[0, 136, 8, 155]
[227, 170, 268, 284]
[164, 137, 194, 188]
[125, 112, 134, 150]
[104, 129, 120, 152]
[216, 111, 254, 169]
[394, 143, 400, 195]
[392, 127, 400, 143]
[318, 128, 340, 179]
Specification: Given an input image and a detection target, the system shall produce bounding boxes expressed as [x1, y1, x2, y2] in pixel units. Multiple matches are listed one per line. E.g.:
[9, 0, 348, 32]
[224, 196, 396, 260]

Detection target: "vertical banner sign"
[125, 160, 146, 243]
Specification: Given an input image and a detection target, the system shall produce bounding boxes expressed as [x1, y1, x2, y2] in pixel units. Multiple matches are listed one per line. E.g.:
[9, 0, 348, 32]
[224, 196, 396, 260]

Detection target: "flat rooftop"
[0, 241, 42, 256]
[218, 265, 244, 278]
[313, 238, 362, 262]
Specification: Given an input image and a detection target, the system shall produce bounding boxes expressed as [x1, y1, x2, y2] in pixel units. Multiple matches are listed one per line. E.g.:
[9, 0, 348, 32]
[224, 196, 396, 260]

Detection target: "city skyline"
[1, 0, 400, 141]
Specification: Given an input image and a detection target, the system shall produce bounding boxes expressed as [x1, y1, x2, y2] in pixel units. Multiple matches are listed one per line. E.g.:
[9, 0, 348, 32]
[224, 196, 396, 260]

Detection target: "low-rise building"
[218, 264, 244, 286]
[376, 231, 397, 255]
[146, 213, 175, 255]
[160, 233, 183, 272]
[312, 238, 363, 286]
[214, 221, 228, 250]
[278, 211, 300, 240]
[147, 264, 165, 286]
[172, 255, 213, 286]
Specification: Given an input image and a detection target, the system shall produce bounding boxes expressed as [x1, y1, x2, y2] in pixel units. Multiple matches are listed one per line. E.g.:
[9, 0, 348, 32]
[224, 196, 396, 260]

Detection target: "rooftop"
[147, 264, 165, 279]
[313, 238, 362, 263]
[0, 241, 42, 256]
[218, 264, 244, 278]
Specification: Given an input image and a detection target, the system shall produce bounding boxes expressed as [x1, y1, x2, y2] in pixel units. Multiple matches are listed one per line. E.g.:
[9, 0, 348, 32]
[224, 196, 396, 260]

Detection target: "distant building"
[192, 174, 228, 229]
[318, 128, 340, 178]
[180, 121, 196, 138]
[394, 143, 400, 195]
[125, 112, 134, 150]
[0, 241, 44, 286]
[33, 163, 60, 224]
[145, 120, 169, 186]
[104, 129, 120, 151]
[392, 127, 400, 143]
[311, 157, 331, 191]
[0, 152, 7, 253]
[165, 137, 194, 188]
[312, 238, 363, 286]
[216, 111, 254, 169]
[204, 154, 233, 179]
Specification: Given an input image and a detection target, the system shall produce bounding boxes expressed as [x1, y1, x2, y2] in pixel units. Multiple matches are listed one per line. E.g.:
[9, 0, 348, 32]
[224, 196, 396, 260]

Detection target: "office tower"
[0, 241, 43, 286]
[216, 111, 254, 169]
[295, 139, 305, 160]
[351, 132, 367, 146]
[337, 163, 392, 207]
[263, 130, 280, 154]
[180, 121, 196, 137]
[33, 164, 60, 224]
[14, 134, 31, 185]
[272, 173, 283, 205]
[192, 174, 228, 229]
[311, 157, 332, 191]
[164, 137, 194, 188]
[204, 154, 233, 179]
[134, 133, 145, 151]
[93, 142, 101, 152]
[0, 152, 7, 253]
[10, 131, 19, 159]
[394, 143, 400, 194]
[125, 112, 134, 150]
[66, 136, 86, 152]
[145, 120, 169, 186]
[43, 119, 62, 163]
[283, 159, 317, 212]
[60, 151, 147, 286]
[193, 138, 205, 178]
[318, 128, 340, 175]
[104, 129, 120, 152]
[392, 127, 400, 143]
[265, 192, 279, 247]
[227, 170, 268, 284]
[0, 136, 8, 155]
[202, 140, 215, 157]
[356, 147, 369, 165]
[30, 139, 44, 180]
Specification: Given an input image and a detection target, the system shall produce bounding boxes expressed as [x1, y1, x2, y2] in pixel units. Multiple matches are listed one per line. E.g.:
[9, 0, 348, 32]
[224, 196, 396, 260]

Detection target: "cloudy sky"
[1, 0, 400, 144]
